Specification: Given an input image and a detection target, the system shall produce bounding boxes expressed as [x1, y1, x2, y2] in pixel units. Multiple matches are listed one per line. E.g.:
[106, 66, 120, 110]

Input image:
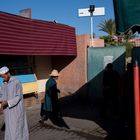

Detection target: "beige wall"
[53, 35, 104, 94]
[76, 34, 104, 47]
[93, 38, 104, 47]
[34, 34, 104, 94]
[52, 36, 88, 94]
[35, 56, 52, 92]
[35, 54, 86, 95]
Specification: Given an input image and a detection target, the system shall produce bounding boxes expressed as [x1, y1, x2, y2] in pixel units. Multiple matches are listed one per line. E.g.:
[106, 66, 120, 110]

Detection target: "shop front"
[0, 11, 77, 95]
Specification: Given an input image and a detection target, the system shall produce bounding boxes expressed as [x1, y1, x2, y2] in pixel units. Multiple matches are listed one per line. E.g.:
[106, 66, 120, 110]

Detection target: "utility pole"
[89, 5, 95, 47]
[78, 6, 105, 47]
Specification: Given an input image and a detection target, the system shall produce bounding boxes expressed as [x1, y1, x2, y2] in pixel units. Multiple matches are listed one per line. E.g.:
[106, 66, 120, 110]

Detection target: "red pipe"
[134, 60, 140, 140]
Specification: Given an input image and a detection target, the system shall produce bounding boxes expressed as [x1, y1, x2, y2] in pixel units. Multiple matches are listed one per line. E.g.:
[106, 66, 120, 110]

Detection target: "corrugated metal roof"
[0, 11, 77, 55]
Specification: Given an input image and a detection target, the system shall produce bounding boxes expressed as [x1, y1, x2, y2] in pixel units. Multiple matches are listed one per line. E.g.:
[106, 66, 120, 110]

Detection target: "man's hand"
[1, 101, 8, 109]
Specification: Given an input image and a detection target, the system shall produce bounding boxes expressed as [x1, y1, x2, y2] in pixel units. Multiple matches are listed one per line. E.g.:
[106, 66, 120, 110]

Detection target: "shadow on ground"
[59, 91, 135, 140]
[59, 51, 135, 140]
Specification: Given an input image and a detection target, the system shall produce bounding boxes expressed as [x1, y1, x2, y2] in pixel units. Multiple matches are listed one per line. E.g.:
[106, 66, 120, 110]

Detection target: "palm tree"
[98, 19, 117, 46]
[98, 19, 116, 36]
[99, 19, 136, 57]
[120, 31, 136, 57]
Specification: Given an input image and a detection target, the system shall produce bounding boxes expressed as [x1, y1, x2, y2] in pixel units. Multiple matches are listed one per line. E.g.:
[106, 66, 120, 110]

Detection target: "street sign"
[78, 7, 105, 17]
[78, 6, 105, 47]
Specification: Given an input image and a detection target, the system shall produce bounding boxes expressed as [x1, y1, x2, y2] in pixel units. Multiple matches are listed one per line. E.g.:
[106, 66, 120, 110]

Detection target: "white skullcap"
[0, 66, 9, 75]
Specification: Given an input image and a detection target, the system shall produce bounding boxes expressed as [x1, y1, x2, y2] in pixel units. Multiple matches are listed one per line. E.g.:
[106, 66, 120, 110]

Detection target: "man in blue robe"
[39, 69, 61, 124]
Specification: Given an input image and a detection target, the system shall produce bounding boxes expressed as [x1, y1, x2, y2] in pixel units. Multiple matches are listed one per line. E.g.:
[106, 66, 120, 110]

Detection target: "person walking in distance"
[39, 69, 61, 124]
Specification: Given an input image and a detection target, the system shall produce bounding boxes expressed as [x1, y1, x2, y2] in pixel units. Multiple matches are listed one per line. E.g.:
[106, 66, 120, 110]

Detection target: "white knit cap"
[0, 66, 9, 75]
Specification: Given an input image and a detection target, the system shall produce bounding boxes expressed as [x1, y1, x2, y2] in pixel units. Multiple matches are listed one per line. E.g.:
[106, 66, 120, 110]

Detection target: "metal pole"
[134, 60, 140, 140]
[90, 15, 93, 47]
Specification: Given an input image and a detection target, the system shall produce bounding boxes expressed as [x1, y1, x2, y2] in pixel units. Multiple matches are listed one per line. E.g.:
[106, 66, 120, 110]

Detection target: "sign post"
[89, 5, 95, 47]
[78, 6, 105, 47]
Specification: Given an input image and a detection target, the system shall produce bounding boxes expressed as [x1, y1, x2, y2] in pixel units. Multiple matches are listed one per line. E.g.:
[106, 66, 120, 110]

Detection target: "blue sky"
[0, 0, 114, 37]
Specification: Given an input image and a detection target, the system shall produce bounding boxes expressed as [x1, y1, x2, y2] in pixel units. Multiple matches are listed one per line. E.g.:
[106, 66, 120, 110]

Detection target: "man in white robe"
[0, 66, 29, 140]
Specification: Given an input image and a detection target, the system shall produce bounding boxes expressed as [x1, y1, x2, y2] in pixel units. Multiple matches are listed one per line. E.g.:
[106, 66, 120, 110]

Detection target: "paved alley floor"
[0, 105, 105, 140]
[0, 93, 132, 140]
[0, 102, 105, 140]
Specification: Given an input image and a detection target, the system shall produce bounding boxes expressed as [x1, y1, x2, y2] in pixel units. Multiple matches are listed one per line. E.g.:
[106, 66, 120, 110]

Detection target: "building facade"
[56, 34, 104, 96]
[0, 12, 105, 96]
[0, 11, 77, 94]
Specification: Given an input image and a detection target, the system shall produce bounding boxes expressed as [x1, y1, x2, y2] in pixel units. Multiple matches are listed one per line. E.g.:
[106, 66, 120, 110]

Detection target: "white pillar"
[90, 16, 94, 47]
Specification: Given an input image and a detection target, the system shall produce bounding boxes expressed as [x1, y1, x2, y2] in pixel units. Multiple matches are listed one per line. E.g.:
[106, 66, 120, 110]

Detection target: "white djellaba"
[0, 66, 29, 140]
